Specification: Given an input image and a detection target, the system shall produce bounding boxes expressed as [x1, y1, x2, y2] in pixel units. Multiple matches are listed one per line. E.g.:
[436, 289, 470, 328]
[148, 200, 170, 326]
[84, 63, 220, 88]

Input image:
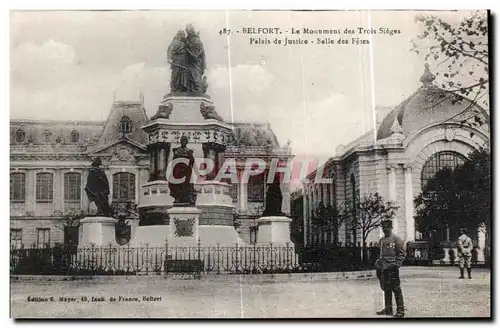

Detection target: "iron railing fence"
[11, 242, 305, 275]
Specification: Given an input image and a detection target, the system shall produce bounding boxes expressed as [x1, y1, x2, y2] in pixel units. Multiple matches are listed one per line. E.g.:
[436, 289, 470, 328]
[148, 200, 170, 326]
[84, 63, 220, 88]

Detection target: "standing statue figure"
[169, 135, 197, 206]
[185, 24, 207, 93]
[166, 24, 207, 94]
[85, 158, 111, 217]
[263, 175, 283, 216]
[167, 30, 190, 93]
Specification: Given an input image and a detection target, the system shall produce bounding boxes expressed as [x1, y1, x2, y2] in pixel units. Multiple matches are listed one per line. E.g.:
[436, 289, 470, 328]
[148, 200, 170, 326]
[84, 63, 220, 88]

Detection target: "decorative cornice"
[387, 163, 398, 170]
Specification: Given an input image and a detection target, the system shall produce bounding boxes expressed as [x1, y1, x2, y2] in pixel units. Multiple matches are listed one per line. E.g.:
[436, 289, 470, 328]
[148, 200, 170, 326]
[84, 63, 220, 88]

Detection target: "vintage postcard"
[9, 9, 491, 319]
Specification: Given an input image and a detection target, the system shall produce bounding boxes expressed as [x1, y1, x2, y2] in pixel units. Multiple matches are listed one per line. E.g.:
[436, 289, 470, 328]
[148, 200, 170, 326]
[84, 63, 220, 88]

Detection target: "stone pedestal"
[256, 216, 293, 245]
[167, 207, 202, 246]
[78, 216, 118, 247]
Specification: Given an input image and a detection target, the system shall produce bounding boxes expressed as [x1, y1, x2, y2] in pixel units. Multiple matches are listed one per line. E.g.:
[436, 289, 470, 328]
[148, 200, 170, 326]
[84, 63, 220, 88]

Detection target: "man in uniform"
[457, 228, 473, 279]
[375, 218, 406, 318]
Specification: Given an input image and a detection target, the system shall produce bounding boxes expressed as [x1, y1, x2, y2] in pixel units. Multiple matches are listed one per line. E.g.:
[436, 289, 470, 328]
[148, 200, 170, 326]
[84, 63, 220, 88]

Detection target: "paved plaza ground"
[10, 267, 490, 318]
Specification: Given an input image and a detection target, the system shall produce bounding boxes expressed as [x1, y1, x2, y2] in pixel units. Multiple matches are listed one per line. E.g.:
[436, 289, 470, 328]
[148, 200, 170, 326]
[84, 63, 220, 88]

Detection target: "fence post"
[235, 242, 239, 273]
[164, 237, 168, 275]
[217, 243, 220, 274]
[197, 238, 202, 273]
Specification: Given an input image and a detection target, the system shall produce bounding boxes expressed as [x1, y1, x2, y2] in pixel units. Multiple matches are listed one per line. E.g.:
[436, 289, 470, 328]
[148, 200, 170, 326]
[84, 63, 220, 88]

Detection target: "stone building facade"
[301, 65, 490, 253]
[10, 100, 293, 247]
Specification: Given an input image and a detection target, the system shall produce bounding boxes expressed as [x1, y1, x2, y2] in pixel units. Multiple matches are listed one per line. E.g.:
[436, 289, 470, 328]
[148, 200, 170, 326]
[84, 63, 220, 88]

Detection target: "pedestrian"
[375, 218, 406, 318]
[457, 228, 473, 279]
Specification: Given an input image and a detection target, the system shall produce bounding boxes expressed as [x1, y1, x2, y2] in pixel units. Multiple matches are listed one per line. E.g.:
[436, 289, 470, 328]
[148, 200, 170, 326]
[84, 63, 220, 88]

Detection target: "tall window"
[119, 116, 132, 134]
[10, 172, 26, 202]
[247, 174, 265, 202]
[421, 151, 466, 187]
[36, 172, 53, 202]
[113, 172, 136, 201]
[70, 130, 80, 143]
[10, 229, 22, 249]
[420, 151, 467, 242]
[15, 129, 25, 143]
[36, 228, 50, 248]
[64, 172, 81, 201]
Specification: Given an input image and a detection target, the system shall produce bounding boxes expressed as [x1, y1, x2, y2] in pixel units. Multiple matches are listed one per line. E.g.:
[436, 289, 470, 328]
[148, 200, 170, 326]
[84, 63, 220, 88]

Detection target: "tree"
[411, 11, 489, 130]
[414, 147, 491, 261]
[310, 202, 341, 244]
[53, 211, 86, 247]
[342, 193, 398, 261]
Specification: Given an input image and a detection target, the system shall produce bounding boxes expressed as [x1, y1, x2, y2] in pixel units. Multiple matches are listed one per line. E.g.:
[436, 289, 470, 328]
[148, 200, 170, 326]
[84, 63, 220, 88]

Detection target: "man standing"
[375, 218, 406, 318]
[84, 158, 111, 217]
[457, 228, 473, 279]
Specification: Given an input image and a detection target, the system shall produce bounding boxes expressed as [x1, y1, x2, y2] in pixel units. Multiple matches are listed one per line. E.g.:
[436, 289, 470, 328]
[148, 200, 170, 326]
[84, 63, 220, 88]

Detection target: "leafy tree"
[53, 211, 86, 232]
[53, 211, 86, 247]
[310, 202, 341, 244]
[290, 192, 304, 247]
[411, 11, 489, 129]
[414, 147, 491, 261]
[341, 193, 398, 261]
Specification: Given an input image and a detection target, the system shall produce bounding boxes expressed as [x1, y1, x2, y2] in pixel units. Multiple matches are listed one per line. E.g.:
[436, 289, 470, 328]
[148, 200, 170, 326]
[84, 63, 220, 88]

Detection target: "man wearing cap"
[457, 228, 473, 279]
[375, 218, 406, 318]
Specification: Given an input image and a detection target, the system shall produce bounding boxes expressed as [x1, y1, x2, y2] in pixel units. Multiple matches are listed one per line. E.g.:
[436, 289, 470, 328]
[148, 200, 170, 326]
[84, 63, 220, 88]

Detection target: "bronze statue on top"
[263, 174, 283, 216]
[85, 158, 111, 217]
[167, 24, 207, 94]
[169, 135, 197, 206]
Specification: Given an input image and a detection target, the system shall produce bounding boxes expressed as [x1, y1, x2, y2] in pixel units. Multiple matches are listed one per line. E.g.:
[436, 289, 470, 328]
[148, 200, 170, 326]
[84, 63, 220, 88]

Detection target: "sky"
[10, 10, 479, 161]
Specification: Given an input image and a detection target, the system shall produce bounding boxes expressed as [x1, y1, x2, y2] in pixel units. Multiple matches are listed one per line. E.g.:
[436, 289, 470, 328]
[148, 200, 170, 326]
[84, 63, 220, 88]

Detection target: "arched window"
[113, 172, 136, 201]
[70, 130, 80, 143]
[421, 151, 466, 187]
[15, 129, 25, 143]
[10, 172, 26, 202]
[119, 116, 132, 134]
[43, 130, 52, 143]
[36, 172, 53, 202]
[64, 172, 81, 201]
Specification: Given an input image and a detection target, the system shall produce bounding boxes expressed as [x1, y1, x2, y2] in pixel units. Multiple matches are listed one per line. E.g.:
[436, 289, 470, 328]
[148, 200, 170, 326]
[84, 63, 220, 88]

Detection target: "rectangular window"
[10, 229, 22, 249]
[36, 228, 50, 248]
[113, 172, 136, 201]
[10, 173, 26, 202]
[64, 172, 81, 201]
[247, 174, 265, 202]
[36, 173, 53, 202]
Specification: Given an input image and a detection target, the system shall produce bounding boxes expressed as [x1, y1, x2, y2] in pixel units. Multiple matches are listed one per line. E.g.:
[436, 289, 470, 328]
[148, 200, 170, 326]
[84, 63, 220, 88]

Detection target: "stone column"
[404, 164, 414, 242]
[106, 170, 113, 202]
[55, 169, 64, 213]
[26, 170, 36, 214]
[239, 169, 248, 212]
[148, 145, 158, 181]
[156, 146, 168, 180]
[387, 164, 398, 235]
[135, 169, 140, 205]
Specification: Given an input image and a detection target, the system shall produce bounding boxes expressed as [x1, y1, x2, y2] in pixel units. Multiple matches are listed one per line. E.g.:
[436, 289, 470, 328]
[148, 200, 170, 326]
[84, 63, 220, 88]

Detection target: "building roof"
[377, 64, 489, 140]
[229, 122, 280, 147]
[10, 119, 104, 146]
[11, 107, 283, 150]
[97, 101, 149, 147]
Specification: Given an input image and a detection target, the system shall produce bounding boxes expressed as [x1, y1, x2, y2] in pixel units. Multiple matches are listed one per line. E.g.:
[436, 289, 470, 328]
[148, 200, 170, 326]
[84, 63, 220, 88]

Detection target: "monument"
[77, 24, 294, 267]
[137, 23, 241, 248]
[257, 174, 294, 246]
[79, 158, 118, 247]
